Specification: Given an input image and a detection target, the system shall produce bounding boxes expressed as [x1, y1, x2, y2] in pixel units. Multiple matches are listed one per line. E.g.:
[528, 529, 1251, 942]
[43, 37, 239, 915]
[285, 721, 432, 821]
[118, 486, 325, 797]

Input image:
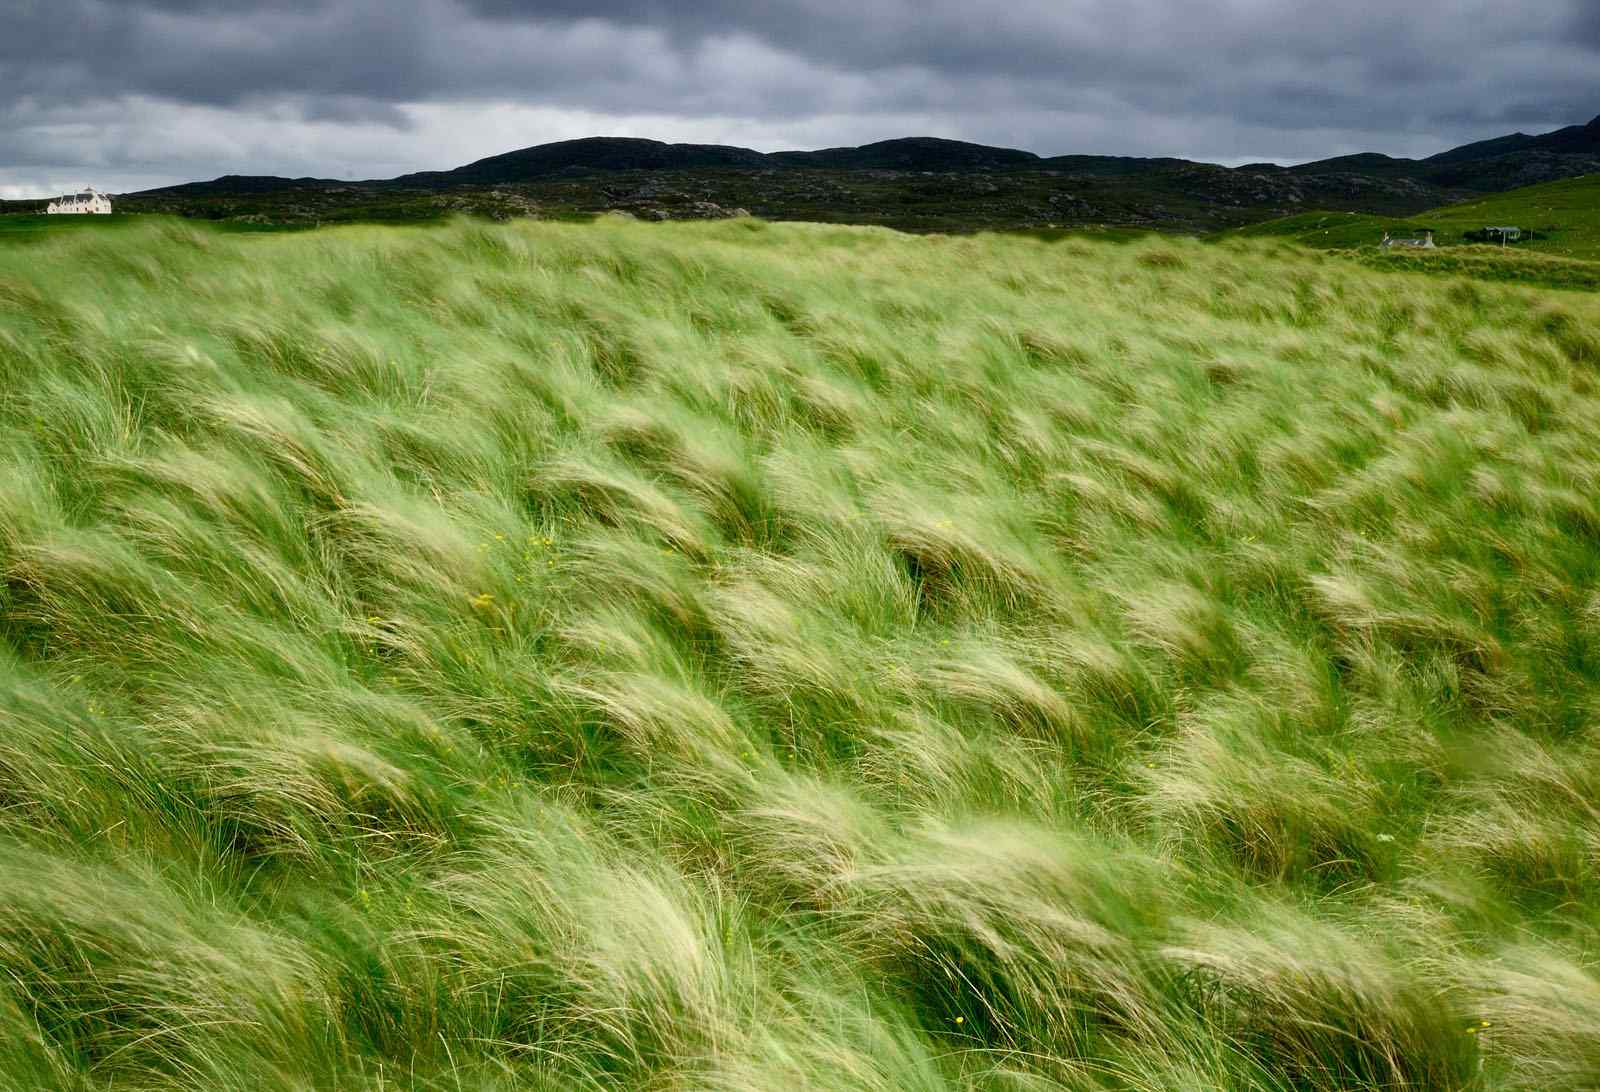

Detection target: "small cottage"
[1380, 230, 1434, 250]
[1485, 226, 1521, 242]
[46, 186, 113, 215]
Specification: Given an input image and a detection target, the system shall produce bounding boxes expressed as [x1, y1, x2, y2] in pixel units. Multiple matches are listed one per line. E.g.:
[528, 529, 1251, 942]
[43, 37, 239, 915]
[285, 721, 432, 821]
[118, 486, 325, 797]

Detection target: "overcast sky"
[3, 0, 1596, 197]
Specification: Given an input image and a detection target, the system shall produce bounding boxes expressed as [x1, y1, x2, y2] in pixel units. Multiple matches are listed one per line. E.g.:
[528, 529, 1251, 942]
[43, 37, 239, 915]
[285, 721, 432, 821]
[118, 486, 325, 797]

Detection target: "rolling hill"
[393, 137, 774, 187]
[1422, 173, 1600, 257]
[124, 114, 1599, 195]
[771, 136, 1042, 171]
[3, 114, 1594, 235]
[1426, 113, 1600, 164]
[1287, 114, 1600, 191]
[1226, 173, 1600, 261]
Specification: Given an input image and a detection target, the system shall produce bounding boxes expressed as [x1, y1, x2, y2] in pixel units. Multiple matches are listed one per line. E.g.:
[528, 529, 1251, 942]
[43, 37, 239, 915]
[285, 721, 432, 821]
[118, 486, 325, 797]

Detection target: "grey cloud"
[5, 1, 1586, 126]
[94, 0, 329, 8]
[1571, 0, 1600, 48]
[297, 96, 416, 128]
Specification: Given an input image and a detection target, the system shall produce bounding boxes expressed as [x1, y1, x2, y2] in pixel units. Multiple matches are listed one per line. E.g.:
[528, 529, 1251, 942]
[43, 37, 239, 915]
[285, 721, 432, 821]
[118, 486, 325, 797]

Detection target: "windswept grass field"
[3, 216, 1600, 1091]
[0, 213, 311, 240]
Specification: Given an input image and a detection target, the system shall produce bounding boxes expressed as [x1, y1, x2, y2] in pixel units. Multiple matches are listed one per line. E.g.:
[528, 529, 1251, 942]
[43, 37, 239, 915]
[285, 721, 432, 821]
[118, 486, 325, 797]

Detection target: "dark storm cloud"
[94, 0, 327, 8]
[1571, 0, 1600, 49]
[2, 0, 1594, 195]
[3, 1, 430, 106]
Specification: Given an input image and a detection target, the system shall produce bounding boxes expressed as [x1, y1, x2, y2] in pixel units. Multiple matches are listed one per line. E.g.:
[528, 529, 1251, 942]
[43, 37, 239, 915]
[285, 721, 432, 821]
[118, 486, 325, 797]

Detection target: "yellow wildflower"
[469, 592, 495, 610]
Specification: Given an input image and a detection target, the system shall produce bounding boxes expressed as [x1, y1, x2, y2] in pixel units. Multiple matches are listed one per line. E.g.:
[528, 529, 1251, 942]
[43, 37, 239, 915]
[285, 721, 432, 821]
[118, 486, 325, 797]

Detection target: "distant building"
[46, 186, 112, 215]
[1381, 230, 1434, 249]
[1463, 225, 1532, 245]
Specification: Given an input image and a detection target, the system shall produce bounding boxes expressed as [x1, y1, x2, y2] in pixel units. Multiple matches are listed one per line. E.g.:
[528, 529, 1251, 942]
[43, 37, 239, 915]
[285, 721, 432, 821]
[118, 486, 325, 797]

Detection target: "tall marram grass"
[2, 215, 1600, 1089]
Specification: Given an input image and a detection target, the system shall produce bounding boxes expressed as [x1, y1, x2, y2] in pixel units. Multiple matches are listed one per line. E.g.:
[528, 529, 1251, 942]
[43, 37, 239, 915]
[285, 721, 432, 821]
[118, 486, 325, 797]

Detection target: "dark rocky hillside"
[1292, 115, 1600, 191]
[771, 137, 1041, 171]
[393, 137, 773, 186]
[4, 117, 1593, 234]
[1425, 114, 1599, 164]
[148, 175, 345, 196]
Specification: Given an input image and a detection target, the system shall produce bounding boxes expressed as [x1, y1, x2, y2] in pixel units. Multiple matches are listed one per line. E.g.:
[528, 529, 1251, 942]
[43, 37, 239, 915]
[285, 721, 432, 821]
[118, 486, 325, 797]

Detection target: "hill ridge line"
[130, 115, 1600, 197]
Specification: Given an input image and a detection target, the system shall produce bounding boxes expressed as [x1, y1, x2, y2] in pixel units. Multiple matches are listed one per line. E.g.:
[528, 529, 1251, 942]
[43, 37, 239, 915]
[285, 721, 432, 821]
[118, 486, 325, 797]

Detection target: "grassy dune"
[0, 213, 310, 240]
[3, 216, 1600, 1090]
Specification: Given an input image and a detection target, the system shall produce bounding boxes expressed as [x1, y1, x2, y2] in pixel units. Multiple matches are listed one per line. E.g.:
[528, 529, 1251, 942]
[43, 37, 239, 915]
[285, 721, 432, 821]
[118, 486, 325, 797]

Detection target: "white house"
[46, 186, 113, 215]
[1380, 230, 1434, 250]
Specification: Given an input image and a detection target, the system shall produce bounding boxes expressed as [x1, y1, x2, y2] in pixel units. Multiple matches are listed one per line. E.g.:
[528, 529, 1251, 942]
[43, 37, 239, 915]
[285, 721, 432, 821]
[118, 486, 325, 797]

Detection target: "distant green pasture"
[1223, 174, 1600, 262]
